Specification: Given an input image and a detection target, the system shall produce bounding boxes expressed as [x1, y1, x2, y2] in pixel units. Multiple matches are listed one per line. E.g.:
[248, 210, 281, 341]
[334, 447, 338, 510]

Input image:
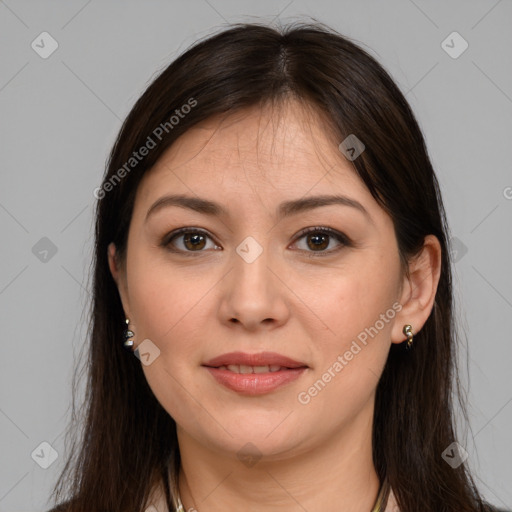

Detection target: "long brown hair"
[48, 21, 495, 512]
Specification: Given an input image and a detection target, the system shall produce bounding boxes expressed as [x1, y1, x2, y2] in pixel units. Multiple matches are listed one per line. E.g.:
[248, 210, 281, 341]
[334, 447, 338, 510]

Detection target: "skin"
[108, 98, 441, 512]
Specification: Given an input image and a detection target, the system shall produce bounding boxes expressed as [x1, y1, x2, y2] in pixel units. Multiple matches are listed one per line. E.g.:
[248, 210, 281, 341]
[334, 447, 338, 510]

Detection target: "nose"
[217, 241, 290, 332]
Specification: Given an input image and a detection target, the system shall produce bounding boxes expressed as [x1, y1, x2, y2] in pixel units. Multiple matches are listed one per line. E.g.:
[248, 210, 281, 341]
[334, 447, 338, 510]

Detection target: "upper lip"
[203, 351, 308, 368]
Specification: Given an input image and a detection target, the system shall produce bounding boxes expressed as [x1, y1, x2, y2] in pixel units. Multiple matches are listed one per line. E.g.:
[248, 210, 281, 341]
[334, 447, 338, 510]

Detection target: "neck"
[175, 403, 380, 512]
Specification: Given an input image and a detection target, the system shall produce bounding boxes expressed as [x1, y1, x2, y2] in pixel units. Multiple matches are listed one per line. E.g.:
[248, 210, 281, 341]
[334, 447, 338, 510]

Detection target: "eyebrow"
[145, 193, 372, 222]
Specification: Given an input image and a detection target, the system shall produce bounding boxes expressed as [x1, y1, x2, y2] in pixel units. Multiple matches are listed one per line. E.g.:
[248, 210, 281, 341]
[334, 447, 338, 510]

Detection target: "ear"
[108, 242, 131, 319]
[391, 235, 442, 344]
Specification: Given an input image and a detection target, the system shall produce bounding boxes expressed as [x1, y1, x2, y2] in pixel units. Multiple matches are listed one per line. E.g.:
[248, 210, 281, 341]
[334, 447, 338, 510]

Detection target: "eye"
[291, 226, 350, 256]
[161, 228, 220, 253]
[161, 226, 351, 256]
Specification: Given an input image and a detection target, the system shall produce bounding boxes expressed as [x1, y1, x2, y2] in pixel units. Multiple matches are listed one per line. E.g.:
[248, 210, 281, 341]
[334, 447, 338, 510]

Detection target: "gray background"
[0, 1, 511, 510]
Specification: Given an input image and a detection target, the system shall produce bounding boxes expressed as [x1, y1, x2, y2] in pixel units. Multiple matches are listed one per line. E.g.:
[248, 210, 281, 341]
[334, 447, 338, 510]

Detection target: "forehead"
[136, 99, 368, 205]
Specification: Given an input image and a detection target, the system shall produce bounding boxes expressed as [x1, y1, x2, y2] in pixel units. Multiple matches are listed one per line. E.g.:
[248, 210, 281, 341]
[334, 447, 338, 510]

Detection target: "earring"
[403, 324, 414, 349]
[123, 318, 135, 351]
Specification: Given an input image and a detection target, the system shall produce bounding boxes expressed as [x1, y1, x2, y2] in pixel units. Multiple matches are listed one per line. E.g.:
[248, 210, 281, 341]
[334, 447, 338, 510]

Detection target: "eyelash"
[160, 226, 351, 258]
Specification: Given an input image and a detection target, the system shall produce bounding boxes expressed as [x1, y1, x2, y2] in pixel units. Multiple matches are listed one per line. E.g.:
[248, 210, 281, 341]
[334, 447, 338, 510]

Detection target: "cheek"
[296, 252, 400, 387]
[300, 255, 398, 342]
[127, 257, 216, 423]
[127, 254, 216, 359]
[294, 280, 397, 421]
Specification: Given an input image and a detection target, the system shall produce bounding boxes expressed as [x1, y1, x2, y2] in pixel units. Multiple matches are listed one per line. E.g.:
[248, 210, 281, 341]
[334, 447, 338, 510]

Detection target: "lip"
[205, 367, 307, 395]
[203, 351, 307, 368]
[202, 351, 309, 396]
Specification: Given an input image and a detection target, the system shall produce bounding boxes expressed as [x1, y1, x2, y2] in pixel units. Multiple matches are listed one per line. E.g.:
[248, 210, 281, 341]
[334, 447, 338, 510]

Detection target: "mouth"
[202, 351, 309, 395]
[203, 351, 308, 369]
[213, 364, 295, 373]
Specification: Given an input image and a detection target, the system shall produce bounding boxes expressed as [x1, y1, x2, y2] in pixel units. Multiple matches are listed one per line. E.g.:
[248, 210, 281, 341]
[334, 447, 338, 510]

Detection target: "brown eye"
[293, 227, 350, 256]
[305, 232, 329, 251]
[183, 232, 206, 250]
[161, 226, 350, 257]
[162, 228, 219, 253]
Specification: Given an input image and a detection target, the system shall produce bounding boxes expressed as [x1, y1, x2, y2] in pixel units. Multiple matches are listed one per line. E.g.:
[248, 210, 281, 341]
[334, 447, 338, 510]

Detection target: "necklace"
[175, 478, 390, 512]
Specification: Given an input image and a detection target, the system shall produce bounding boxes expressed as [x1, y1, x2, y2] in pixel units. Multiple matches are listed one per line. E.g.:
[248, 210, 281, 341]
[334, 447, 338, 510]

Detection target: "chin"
[184, 412, 313, 461]
[209, 431, 304, 461]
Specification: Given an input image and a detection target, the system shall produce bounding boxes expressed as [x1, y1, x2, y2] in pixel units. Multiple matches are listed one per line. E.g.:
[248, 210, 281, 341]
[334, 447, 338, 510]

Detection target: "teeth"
[220, 365, 284, 374]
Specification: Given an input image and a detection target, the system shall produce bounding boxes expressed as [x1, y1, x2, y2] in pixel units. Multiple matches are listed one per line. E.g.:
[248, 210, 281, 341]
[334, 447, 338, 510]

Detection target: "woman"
[48, 21, 505, 512]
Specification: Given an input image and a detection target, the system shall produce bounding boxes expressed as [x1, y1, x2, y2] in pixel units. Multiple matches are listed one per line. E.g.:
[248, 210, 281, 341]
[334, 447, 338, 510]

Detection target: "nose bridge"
[233, 234, 273, 296]
[219, 233, 288, 329]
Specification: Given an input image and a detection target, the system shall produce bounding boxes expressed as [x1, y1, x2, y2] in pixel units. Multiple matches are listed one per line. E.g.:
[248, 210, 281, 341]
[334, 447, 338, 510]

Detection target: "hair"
[48, 20, 497, 512]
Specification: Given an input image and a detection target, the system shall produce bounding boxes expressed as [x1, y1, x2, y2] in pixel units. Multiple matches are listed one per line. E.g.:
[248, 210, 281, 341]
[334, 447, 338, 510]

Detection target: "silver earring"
[403, 324, 414, 350]
[123, 318, 135, 351]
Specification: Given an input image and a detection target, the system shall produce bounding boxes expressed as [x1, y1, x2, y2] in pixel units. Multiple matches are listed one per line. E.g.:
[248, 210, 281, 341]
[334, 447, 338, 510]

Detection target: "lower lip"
[204, 367, 307, 395]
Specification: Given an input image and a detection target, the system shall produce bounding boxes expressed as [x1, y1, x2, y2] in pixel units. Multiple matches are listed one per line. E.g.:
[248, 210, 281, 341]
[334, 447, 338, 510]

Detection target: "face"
[110, 99, 408, 461]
